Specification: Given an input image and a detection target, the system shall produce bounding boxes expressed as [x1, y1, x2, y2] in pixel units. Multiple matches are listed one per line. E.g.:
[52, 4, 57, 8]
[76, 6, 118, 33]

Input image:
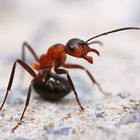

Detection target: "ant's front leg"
[63, 64, 110, 95]
[54, 68, 84, 111]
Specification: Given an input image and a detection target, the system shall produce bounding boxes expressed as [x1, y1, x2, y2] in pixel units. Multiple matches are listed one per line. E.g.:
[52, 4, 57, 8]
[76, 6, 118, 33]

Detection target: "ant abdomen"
[33, 73, 71, 101]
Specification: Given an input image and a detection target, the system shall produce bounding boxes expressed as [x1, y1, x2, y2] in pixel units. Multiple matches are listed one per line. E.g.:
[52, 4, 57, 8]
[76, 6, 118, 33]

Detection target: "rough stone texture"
[0, 0, 140, 140]
[1, 93, 140, 140]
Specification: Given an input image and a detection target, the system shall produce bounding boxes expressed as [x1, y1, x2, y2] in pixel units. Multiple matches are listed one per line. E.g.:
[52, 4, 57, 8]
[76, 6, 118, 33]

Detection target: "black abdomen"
[33, 73, 71, 101]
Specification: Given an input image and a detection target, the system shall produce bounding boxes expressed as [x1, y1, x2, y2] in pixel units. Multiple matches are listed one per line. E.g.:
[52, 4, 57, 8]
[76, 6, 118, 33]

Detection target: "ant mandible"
[0, 27, 139, 132]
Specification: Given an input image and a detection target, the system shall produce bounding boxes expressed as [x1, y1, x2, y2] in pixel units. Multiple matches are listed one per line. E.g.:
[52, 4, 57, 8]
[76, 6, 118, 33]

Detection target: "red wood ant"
[0, 27, 139, 132]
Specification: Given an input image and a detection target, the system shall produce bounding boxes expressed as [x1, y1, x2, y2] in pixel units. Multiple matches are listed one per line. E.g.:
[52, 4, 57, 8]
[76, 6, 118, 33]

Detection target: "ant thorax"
[38, 68, 51, 76]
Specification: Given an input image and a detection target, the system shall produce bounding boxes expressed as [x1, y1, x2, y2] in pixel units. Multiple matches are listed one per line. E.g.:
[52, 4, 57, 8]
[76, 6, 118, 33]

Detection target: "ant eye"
[69, 45, 75, 51]
[65, 38, 85, 51]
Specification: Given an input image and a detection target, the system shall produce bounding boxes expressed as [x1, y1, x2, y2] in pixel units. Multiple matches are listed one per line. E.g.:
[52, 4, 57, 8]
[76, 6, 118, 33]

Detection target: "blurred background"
[0, 0, 140, 100]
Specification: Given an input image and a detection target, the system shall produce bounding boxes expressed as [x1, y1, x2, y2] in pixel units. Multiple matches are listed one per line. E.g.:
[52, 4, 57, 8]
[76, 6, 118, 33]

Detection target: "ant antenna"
[87, 41, 103, 46]
[86, 27, 140, 43]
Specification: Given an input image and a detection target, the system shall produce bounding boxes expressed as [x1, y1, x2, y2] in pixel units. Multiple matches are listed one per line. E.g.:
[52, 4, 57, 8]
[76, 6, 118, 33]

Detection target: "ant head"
[65, 27, 140, 63]
[65, 38, 101, 63]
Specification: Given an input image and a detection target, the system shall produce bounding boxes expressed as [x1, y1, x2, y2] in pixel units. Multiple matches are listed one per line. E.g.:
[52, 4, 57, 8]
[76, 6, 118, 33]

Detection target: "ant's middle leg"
[63, 64, 110, 95]
[12, 82, 33, 132]
[0, 59, 36, 132]
[0, 59, 36, 110]
[54, 68, 84, 111]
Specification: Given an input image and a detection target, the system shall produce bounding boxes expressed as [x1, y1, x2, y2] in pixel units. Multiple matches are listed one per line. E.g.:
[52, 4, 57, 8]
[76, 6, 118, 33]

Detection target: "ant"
[0, 27, 139, 132]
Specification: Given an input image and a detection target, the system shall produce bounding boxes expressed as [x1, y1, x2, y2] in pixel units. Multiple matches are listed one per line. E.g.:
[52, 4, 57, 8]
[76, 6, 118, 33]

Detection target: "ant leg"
[54, 68, 84, 111]
[18, 42, 39, 88]
[12, 82, 32, 132]
[63, 64, 110, 95]
[0, 59, 36, 110]
[22, 42, 39, 62]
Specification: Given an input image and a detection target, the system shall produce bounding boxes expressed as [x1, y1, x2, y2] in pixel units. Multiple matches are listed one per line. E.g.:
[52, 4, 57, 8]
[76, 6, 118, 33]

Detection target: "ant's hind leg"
[63, 64, 110, 95]
[18, 42, 39, 89]
[21, 42, 39, 62]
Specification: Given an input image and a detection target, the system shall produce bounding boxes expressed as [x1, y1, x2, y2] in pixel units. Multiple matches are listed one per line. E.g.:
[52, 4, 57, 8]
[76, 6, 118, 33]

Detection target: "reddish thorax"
[32, 44, 66, 71]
